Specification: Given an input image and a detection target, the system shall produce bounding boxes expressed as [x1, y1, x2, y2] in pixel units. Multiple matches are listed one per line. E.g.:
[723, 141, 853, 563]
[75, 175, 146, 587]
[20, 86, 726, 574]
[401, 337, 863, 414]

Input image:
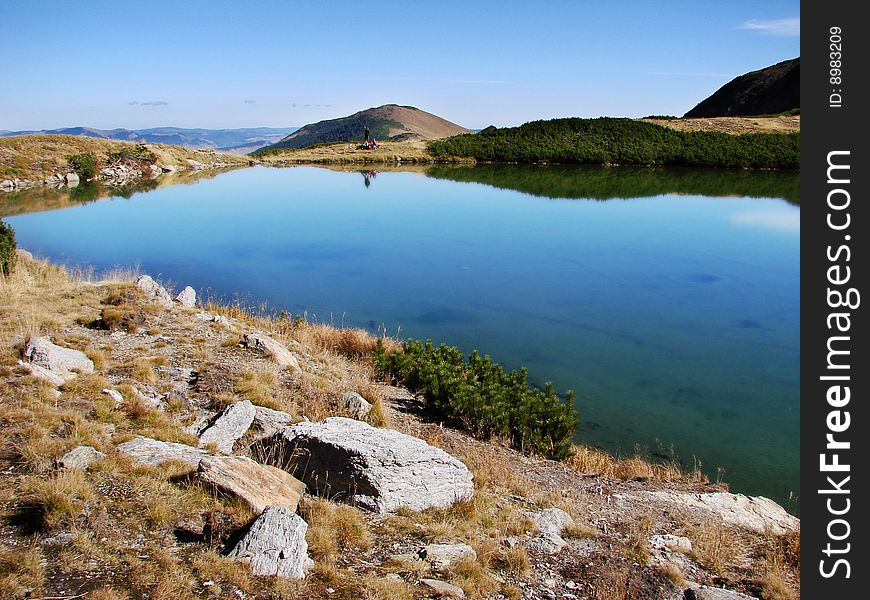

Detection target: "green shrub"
[427, 117, 800, 169]
[374, 339, 579, 459]
[0, 219, 16, 276]
[105, 144, 157, 165]
[67, 153, 97, 180]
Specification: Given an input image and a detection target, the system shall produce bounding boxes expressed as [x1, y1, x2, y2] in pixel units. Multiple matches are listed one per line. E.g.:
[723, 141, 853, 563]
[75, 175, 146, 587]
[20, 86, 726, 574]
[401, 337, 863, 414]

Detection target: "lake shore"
[0, 249, 800, 598]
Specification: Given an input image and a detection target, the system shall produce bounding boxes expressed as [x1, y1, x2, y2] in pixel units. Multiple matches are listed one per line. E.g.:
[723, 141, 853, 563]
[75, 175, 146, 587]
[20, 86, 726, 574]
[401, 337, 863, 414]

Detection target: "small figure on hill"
[364, 126, 370, 142]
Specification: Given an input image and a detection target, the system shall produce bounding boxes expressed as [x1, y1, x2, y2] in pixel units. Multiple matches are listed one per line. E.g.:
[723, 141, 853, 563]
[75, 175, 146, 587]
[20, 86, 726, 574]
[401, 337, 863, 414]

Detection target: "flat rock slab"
[198, 400, 256, 454]
[58, 445, 105, 470]
[419, 543, 476, 569]
[17, 360, 69, 386]
[117, 436, 208, 467]
[243, 332, 300, 371]
[420, 578, 465, 598]
[260, 417, 473, 513]
[197, 455, 304, 514]
[642, 492, 799, 534]
[228, 506, 310, 578]
[687, 585, 759, 600]
[23, 336, 94, 375]
[136, 275, 173, 308]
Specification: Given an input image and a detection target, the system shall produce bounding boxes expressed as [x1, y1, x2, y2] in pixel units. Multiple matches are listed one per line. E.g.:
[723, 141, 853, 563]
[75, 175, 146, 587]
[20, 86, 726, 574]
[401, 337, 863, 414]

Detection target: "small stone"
[526, 532, 568, 554]
[102, 388, 124, 404]
[136, 275, 173, 309]
[175, 286, 196, 308]
[243, 333, 300, 371]
[17, 360, 68, 386]
[58, 445, 105, 470]
[341, 391, 372, 420]
[650, 534, 693, 554]
[530, 507, 575, 536]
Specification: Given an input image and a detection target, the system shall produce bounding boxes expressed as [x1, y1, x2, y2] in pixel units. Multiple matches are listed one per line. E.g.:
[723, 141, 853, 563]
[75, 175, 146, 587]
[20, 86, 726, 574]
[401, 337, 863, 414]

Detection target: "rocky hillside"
[684, 58, 799, 118]
[0, 252, 800, 599]
[0, 127, 297, 154]
[0, 135, 248, 192]
[260, 105, 469, 152]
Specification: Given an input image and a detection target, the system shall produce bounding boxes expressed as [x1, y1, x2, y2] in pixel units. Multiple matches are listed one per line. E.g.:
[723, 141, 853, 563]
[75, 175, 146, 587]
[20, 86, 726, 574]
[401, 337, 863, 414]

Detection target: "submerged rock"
[259, 416, 473, 513]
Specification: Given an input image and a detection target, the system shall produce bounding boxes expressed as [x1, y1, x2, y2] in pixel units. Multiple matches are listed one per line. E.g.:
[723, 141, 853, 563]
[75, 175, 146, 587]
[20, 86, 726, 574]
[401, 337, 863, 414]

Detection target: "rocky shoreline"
[0, 252, 800, 599]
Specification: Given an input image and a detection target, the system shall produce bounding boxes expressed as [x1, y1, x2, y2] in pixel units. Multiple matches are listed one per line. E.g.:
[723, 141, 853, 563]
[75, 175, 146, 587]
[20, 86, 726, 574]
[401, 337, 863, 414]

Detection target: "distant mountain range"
[684, 58, 799, 118]
[0, 126, 299, 154]
[260, 104, 469, 152]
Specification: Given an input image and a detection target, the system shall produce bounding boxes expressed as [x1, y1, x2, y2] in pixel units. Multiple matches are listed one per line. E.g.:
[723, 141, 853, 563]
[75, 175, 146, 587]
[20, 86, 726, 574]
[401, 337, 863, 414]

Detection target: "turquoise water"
[5, 165, 800, 509]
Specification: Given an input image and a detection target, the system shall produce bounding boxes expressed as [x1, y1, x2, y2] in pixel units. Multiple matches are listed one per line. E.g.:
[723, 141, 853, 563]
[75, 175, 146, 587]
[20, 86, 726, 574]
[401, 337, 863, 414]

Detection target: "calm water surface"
[5, 165, 800, 510]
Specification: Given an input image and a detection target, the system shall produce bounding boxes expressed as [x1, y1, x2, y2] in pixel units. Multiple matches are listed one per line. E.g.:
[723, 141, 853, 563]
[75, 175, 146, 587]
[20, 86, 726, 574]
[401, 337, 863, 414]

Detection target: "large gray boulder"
[242, 332, 300, 371]
[117, 436, 208, 467]
[23, 336, 94, 376]
[259, 417, 474, 513]
[198, 400, 256, 453]
[197, 455, 304, 514]
[227, 506, 310, 578]
[136, 275, 173, 308]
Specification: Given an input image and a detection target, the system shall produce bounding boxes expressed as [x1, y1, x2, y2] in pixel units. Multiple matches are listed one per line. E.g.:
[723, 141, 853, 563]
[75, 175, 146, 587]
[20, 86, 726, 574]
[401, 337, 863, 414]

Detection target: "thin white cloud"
[128, 100, 169, 106]
[739, 17, 800, 36]
[243, 99, 256, 104]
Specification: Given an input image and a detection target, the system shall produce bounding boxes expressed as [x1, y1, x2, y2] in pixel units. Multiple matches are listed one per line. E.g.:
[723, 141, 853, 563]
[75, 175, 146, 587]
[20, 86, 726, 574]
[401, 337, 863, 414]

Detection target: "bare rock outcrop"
[641, 491, 799, 534]
[197, 455, 304, 514]
[341, 391, 372, 420]
[258, 417, 473, 513]
[227, 506, 310, 578]
[58, 445, 105, 470]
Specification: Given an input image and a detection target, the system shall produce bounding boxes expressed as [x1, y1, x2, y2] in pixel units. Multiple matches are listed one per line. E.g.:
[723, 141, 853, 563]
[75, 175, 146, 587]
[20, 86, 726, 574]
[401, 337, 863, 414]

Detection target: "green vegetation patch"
[0, 219, 15, 276]
[427, 117, 799, 169]
[67, 153, 97, 180]
[374, 339, 579, 459]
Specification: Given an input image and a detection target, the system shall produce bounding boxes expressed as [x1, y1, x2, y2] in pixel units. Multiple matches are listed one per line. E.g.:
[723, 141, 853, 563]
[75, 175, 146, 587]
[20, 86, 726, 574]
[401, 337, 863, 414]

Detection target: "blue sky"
[0, 0, 800, 130]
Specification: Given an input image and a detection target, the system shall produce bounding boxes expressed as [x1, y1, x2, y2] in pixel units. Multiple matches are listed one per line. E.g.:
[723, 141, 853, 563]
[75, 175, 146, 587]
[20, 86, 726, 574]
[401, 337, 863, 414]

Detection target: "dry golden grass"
[19, 469, 95, 529]
[686, 518, 746, 575]
[300, 498, 372, 564]
[0, 544, 45, 599]
[624, 515, 653, 565]
[566, 444, 708, 483]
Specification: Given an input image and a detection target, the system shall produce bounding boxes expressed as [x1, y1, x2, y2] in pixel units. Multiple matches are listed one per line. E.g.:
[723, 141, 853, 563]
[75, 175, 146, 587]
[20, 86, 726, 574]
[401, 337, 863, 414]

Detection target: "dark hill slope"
[260, 104, 469, 151]
[684, 58, 800, 118]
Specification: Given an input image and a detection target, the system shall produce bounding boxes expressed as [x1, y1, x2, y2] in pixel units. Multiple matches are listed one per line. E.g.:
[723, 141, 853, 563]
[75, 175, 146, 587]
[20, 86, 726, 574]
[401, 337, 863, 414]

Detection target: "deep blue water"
[5, 165, 800, 509]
